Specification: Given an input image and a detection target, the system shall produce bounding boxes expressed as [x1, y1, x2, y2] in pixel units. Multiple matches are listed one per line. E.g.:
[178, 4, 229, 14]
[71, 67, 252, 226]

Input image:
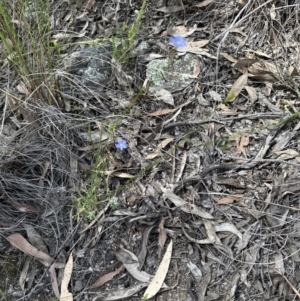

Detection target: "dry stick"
[225, 156, 300, 169]
[163, 112, 286, 130]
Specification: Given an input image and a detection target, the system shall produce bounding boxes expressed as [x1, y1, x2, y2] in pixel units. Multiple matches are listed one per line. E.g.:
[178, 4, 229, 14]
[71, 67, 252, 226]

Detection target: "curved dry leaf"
[7, 233, 54, 266]
[203, 219, 222, 245]
[216, 194, 243, 205]
[187, 261, 202, 281]
[143, 240, 173, 299]
[92, 282, 148, 301]
[233, 59, 258, 69]
[188, 40, 210, 48]
[148, 108, 177, 116]
[214, 223, 242, 240]
[23, 224, 48, 253]
[160, 185, 213, 219]
[168, 25, 197, 37]
[19, 257, 31, 291]
[236, 135, 249, 154]
[244, 85, 257, 103]
[49, 262, 60, 299]
[90, 265, 124, 289]
[115, 248, 153, 283]
[149, 87, 174, 106]
[146, 138, 174, 159]
[224, 74, 248, 103]
[83, 0, 95, 10]
[158, 218, 167, 249]
[220, 53, 237, 63]
[60, 253, 73, 301]
[192, 58, 201, 78]
[5, 199, 39, 214]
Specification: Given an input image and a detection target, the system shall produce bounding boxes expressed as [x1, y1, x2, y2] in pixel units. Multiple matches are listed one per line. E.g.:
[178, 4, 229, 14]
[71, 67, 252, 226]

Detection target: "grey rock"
[146, 53, 198, 92]
[64, 43, 113, 86]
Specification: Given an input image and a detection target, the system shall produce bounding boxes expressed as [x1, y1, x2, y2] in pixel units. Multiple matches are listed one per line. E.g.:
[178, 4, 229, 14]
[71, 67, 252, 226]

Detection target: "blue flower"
[169, 35, 187, 49]
[115, 138, 127, 151]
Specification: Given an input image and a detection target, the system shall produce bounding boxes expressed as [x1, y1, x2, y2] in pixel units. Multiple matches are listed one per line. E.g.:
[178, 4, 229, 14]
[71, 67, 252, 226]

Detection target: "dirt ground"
[1, 0, 300, 300]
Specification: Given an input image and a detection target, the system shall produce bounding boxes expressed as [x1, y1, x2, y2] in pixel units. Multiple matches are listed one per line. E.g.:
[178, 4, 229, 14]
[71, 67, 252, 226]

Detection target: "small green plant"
[141, 294, 148, 301]
[74, 143, 110, 221]
[108, 196, 119, 210]
[111, 0, 146, 64]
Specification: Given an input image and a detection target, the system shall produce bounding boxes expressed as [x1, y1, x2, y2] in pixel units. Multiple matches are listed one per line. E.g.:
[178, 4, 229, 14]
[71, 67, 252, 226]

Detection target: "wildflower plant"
[115, 138, 128, 151]
[169, 35, 187, 49]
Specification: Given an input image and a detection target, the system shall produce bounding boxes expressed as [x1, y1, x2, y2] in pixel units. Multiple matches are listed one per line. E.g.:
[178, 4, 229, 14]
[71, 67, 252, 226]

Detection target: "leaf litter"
[1, 1, 300, 301]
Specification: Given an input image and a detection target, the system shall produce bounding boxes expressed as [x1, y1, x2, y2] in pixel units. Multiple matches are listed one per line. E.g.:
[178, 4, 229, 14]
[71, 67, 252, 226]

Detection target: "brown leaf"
[220, 53, 237, 63]
[7, 234, 54, 266]
[148, 108, 177, 116]
[146, 138, 174, 159]
[188, 40, 210, 48]
[192, 58, 201, 78]
[158, 218, 167, 249]
[90, 265, 124, 289]
[249, 69, 278, 82]
[23, 224, 48, 253]
[5, 199, 39, 214]
[236, 135, 249, 154]
[216, 194, 243, 205]
[233, 58, 258, 69]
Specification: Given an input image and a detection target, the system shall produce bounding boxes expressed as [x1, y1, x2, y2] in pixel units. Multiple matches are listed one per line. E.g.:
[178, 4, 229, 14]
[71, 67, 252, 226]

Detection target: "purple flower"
[169, 35, 187, 49]
[115, 138, 127, 151]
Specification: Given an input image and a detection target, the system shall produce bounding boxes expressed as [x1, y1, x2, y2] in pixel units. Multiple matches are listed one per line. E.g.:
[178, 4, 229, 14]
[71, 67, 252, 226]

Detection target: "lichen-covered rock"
[63, 43, 112, 86]
[146, 53, 198, 92]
